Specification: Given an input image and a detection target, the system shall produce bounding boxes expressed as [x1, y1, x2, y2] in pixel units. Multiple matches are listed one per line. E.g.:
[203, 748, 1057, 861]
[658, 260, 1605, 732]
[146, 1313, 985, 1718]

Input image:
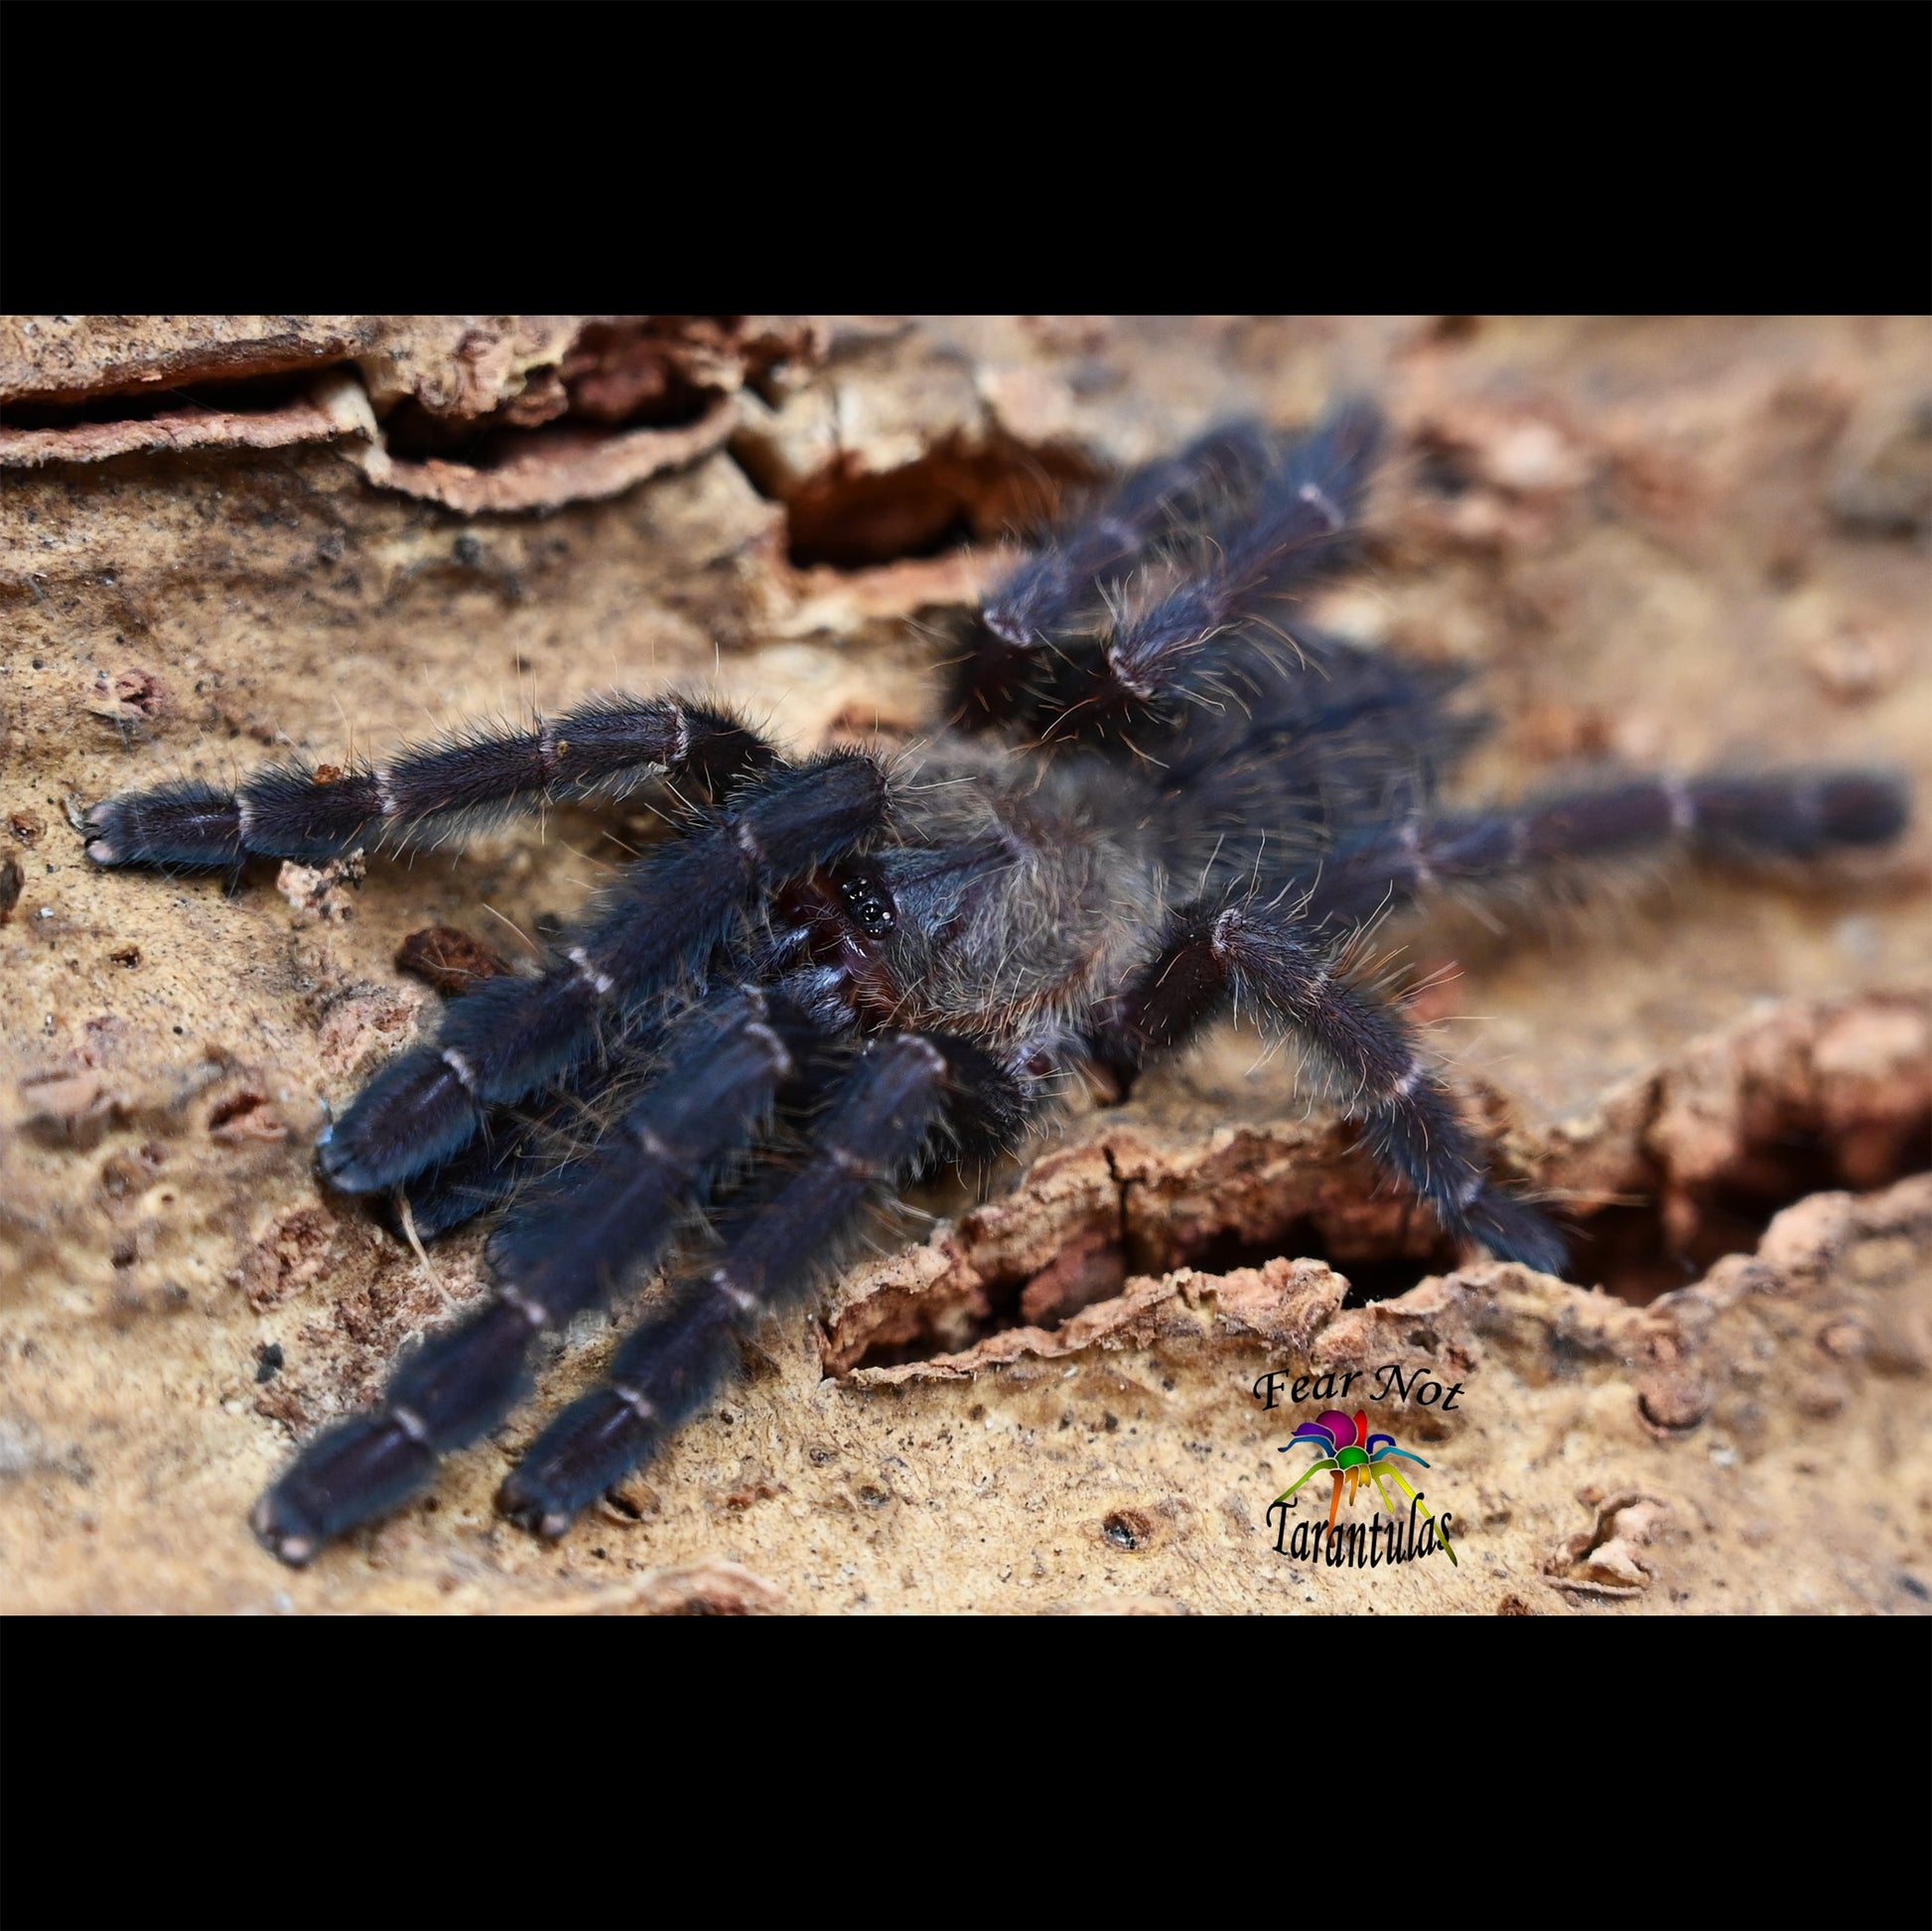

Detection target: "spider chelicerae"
[82, 400, 1909, 1567]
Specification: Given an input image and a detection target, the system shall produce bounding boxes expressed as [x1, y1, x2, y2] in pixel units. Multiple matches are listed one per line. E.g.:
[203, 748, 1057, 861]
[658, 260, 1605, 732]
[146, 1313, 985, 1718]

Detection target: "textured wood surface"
[2, 315, 1926, 1613]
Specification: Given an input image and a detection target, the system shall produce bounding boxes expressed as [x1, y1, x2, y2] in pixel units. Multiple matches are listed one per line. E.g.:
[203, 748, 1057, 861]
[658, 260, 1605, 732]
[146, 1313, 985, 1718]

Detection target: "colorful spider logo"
[1277, 1409, 1457, 1566]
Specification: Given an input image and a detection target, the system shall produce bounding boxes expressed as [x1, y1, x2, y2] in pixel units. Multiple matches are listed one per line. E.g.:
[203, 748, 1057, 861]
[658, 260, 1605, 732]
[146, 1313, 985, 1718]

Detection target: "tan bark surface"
[1, 315, 1926, 1614]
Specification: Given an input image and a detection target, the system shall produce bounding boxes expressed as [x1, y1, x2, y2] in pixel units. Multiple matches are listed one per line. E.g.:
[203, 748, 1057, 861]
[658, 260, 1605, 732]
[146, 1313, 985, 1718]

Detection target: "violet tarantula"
[83, 401, 1908, 1566]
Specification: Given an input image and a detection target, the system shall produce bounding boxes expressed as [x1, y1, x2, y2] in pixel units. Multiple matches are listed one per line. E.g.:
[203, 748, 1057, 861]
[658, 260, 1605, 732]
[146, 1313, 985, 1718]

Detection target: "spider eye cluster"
[839, 874, 897, 938]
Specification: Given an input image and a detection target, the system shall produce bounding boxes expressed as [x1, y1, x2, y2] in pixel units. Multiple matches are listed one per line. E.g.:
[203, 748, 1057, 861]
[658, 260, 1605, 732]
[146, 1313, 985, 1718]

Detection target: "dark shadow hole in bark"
[840, 1212, 1460, 1374]
[734, 430, 1100, 571]
[2, 319, 761, 478]
[1190, 1223, 1460, 1310]
[0, 366, 355, 430]
[380, 318, 735, 469]
[1569, 1108, 1930, 1307]
[836, 1104, 1932, 1373]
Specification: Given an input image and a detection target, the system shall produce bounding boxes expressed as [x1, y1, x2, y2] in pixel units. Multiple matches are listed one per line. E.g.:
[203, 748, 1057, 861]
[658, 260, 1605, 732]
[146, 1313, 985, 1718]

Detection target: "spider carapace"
[83, 401, 1909, 1565]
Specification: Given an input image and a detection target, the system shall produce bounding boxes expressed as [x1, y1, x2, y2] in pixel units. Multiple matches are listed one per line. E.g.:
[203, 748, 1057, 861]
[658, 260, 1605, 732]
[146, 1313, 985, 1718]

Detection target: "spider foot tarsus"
[1681, 768, 1910, 857]
[252, 1298, 536, 1565]
[82, 777, 249, 870]
[495, 1295, 743, 1540]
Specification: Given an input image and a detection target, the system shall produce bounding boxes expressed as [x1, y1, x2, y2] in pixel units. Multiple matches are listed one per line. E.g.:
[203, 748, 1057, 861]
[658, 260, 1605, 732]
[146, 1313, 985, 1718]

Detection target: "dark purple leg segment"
[982, 421, 1273, 651]
[1100, 400, 1383, 711]
[251, 990, 810, 1566]
[497, 1032, 1026, 1539]
[84, 693, 776, 868]
[79, 778, 246, 869]
[1304, 768, 1912, 926]
[382, 1011, 666, 1243]
[1099, 898, 1565, 1275]
[316, 752, 891, 1194]
[959, 402, 1388, 746]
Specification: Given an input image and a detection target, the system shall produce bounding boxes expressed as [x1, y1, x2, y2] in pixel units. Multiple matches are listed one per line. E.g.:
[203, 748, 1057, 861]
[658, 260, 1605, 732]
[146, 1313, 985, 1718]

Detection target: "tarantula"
[82, 401, 1908, 1567]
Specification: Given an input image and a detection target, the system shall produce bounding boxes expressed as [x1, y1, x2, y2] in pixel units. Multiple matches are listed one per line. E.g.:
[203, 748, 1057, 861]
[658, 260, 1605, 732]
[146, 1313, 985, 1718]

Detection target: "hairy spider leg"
[985, 402, 1387, 745]
[251, 990, 817, 1565]
[387, 962, 861, 1242]
[315, 751, 893, 1194]
[84, 695, 797, 1224]
[377, 988, 703, 1242]
[1155, 634, 1489, 898]
[380, 1033, 644, 1243]
[480, 991, 842, 1311]
[1099, 401, 1383, 712]
[498, 1031, 1030, 1539]
[81, 693, 777, 867]
[1103, 896, 1566, 1273]
[1302, 769, 1913, 927]
[955, 420, 1276, 726]
[985, 420, 1275, 649]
